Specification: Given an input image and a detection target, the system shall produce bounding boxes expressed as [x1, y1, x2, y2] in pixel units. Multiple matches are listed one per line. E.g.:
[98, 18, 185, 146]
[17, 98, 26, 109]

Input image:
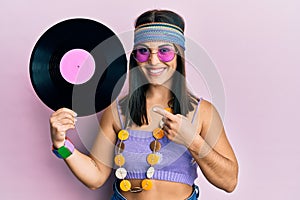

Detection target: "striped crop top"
[115, 98, 202, 186]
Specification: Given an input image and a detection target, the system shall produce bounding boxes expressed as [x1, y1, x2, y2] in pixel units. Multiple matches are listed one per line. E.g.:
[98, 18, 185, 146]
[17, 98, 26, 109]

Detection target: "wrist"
[189, 136, 212, 159]
[52, 137, 75, 159]
[188, 134, 203, 152]
[53, 140, 65, 149]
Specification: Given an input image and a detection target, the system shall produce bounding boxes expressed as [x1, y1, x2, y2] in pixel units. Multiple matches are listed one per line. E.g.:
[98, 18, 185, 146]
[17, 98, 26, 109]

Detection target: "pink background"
[1, 0, 300, 199]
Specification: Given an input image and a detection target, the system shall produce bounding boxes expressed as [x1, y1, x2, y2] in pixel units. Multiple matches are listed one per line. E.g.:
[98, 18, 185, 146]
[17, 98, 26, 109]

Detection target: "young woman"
[50, 9, 238, 200]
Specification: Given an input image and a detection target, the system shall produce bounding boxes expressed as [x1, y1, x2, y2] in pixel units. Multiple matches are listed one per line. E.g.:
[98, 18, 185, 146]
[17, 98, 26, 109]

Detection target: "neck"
[146, 75, 174, 100]
[146, 84, 173, 104]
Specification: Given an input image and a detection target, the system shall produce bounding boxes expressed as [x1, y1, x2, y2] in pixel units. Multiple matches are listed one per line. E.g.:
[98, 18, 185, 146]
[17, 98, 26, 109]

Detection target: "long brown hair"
[121, 9, 198, 127]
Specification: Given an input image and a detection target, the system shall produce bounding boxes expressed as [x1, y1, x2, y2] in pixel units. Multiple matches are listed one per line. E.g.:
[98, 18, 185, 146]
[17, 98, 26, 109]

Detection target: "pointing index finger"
[153, 107, 175, 120]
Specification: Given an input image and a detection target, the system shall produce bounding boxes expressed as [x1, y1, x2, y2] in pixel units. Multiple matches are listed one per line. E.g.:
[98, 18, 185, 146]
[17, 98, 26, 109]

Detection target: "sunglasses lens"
[157, 47, 176, 62]
[133, 46, 176, 62]
[133, 48, 149, 62]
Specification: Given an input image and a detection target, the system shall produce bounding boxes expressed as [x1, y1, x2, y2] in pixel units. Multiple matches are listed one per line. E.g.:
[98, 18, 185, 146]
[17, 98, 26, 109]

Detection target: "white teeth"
[149, 68, 164, 74]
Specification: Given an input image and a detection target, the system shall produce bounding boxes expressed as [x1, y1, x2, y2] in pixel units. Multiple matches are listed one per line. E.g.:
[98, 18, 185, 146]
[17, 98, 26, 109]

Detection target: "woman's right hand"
[49, 108, 77, 148]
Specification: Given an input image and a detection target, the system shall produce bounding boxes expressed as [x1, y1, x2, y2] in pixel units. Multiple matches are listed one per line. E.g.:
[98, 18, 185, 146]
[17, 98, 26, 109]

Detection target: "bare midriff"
[120, 179, 193, 200]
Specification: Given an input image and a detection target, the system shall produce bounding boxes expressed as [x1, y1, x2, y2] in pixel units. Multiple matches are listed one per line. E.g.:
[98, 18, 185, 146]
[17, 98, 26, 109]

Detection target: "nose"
[148, 51, 160, 65]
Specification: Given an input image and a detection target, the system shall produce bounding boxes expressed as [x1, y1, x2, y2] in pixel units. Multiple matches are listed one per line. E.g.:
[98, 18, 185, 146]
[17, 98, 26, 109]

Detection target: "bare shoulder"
[99, 101, 121, 136]
[199, 99, 214, 112]
[194, 99, 224, 137]
[198, 99, 221, 121]
[192, 99, 213, 123]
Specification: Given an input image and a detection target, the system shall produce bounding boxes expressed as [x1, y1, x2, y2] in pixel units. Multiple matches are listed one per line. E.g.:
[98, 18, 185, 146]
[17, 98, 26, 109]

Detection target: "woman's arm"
[50, 105, 117, 190]
[153, 100, 238, 192]
[188, 100, 238, 192]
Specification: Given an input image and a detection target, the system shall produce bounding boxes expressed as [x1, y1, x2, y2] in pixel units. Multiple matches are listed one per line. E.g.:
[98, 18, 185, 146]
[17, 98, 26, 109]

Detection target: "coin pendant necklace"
[114, 107, 173, 193]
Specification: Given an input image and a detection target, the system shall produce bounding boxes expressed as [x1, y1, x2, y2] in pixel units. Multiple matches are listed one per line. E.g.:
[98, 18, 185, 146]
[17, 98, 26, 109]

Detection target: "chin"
[147, 80, 162, 85]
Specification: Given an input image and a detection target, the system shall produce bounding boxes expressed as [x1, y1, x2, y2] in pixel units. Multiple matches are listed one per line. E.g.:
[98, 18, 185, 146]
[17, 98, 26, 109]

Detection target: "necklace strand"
[114, 107, 173, 193]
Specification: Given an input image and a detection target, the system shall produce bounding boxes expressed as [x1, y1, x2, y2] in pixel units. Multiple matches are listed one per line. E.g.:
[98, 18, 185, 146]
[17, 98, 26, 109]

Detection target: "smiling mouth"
[147, 68, 166, 76]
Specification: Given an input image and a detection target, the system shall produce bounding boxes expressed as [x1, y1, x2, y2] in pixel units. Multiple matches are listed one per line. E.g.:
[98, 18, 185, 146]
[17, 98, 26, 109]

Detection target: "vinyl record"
[30, 18, 127, 116]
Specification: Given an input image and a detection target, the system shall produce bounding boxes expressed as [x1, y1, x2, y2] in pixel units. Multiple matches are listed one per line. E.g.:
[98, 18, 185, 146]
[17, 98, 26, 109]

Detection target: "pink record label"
[60, 49, 95, 85]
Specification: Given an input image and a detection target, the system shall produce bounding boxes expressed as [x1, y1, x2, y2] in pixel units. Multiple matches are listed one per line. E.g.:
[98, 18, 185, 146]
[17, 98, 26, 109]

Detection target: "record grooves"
[30, 18, 127, 116]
